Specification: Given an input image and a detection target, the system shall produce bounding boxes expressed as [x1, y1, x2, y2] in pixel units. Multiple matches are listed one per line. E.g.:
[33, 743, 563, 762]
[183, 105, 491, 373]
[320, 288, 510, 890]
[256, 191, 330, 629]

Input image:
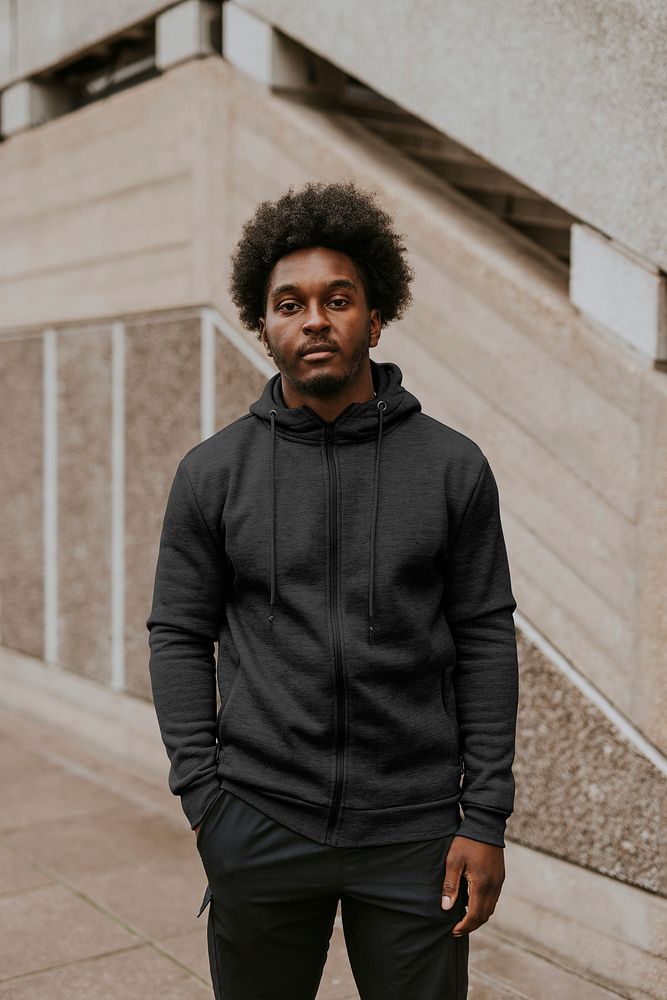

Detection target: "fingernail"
[442, 895, 452, 910]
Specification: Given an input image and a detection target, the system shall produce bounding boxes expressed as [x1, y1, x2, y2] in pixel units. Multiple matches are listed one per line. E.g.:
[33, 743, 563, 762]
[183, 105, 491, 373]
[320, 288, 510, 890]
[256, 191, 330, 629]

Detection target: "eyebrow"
[270, 278, 357, 300]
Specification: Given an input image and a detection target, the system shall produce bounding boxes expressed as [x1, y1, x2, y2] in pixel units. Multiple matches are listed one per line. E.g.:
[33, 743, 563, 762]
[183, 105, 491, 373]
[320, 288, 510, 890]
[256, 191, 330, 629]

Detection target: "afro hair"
[227, 179, 415, 337]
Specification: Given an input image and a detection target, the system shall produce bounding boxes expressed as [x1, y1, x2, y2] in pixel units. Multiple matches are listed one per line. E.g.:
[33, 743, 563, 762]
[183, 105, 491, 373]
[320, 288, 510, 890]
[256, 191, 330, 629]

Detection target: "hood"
[248, 359, 422, 641]
[249, 358, 421, 442]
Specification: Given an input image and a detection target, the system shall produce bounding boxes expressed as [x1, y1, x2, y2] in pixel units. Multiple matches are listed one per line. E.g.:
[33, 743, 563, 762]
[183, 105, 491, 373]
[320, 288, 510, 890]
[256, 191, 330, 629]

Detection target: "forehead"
[268, 246, 359, 288]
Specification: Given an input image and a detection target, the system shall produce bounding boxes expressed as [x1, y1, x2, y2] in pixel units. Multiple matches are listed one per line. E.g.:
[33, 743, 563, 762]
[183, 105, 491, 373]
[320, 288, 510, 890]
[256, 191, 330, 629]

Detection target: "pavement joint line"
[0, 942, 148, 988]
[470, 966, 544, 1000]
[0, 836, 212, 988]
[28, 745, 180, 826]
[0, 708, 183, 830]
[0, 801, 160, 840]
[473, 926, 632, 999]
[0, 872, 55, 902]
[1, 940, 212, 992]
[487, 889, 654, 955]
[1, 694, 649, 997]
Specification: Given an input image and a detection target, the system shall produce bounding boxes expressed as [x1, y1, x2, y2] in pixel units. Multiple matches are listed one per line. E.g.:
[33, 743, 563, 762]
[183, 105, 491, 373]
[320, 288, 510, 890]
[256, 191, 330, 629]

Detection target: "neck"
[279, 366, 376, 423]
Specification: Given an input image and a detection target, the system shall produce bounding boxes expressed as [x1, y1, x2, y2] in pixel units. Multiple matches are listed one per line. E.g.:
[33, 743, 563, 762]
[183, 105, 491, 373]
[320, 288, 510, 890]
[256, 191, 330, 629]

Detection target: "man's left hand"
[441, 835, 505, 936]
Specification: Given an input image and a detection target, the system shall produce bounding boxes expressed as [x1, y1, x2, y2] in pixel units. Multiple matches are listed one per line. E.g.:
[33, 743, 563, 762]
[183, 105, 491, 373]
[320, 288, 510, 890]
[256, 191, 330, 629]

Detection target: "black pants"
[195, 788, 469, 1000]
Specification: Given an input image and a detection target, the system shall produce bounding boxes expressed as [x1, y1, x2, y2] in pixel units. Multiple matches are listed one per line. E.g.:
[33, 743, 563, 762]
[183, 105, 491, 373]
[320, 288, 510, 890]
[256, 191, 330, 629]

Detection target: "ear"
[258, 318, 271, 355]
[369, 307, 382, 348]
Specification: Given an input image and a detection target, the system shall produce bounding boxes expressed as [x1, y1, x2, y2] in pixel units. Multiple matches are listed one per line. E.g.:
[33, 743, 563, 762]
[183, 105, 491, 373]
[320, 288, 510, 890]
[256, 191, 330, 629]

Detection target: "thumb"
[441, 865, 463, 910]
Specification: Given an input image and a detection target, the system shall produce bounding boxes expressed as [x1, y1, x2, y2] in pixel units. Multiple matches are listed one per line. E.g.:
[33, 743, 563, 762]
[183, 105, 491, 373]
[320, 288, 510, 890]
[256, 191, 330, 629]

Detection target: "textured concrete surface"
[124, 311, 203, 701]
[215, 324, 271, 432]
[510, 631, 665, 895]
[0, 701, 630, 1000]
[0, 334, 44, 656]
[57, 322, 113, 684]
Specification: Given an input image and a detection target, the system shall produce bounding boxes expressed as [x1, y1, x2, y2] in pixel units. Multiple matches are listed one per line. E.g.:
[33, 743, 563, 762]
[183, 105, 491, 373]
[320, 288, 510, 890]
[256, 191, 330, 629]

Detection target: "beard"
[271, 333, 371, 399]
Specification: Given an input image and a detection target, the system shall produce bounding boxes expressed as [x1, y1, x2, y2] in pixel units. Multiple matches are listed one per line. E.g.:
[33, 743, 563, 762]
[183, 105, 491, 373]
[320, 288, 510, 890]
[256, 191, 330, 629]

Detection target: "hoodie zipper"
[323, 423, 345, 844]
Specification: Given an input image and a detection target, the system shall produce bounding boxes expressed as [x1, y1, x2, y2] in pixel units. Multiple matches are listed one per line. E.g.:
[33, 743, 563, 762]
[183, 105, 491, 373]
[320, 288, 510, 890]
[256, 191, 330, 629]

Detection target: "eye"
[277, 301, 299, 312]
[330, 297, 349, 307]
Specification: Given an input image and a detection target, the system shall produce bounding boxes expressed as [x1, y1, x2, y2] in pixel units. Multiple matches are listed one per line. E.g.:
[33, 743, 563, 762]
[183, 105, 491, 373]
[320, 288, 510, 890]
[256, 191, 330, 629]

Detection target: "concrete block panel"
[1, 79, 72, 137]
[57, 324, 113, 686]
[223, 1, 345, 95]
[0, 335, 44, 656]
[0, 64, 200, 328]
[124, 312, 202, 700]
[511, 630, 665, 895]
[222, 2, 273, 86]
[156, 0, 219, 71]
[570, 223, 667, 361]
[215, 324, 272, 432]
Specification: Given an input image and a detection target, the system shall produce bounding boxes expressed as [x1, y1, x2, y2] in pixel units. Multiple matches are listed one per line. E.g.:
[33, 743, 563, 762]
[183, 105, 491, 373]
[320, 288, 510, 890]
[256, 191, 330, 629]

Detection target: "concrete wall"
[0, 0, 170, 86]
[1, 53, 665, 752]
[2, 0, 664, 272]
[0, 55, 665, 992]
[0, 57, 217, 326]
[235, 0, 667, 273]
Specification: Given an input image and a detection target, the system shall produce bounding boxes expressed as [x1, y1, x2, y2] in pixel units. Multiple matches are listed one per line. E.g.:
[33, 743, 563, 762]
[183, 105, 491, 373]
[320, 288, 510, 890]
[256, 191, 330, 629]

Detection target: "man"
[146, 179, 519, 1000]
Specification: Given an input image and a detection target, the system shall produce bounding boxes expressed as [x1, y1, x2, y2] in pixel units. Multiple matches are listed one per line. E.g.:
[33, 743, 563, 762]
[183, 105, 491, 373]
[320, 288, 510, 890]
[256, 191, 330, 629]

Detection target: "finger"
[452, 879, 491, 935]
[441, 865, 464, 911]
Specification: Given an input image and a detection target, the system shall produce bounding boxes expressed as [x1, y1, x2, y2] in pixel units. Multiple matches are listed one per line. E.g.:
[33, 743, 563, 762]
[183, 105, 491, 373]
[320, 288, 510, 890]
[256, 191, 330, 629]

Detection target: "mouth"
[302, 345, 337, 361]
[303, 350, 336, 361]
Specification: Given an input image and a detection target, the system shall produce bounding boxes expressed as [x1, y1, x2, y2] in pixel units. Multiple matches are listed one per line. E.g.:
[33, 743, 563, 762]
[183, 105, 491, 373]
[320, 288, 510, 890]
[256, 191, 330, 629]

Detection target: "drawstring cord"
[267, 399, 387, 642]
[268, 408, 277, 629]
[368, 400, 386, 643]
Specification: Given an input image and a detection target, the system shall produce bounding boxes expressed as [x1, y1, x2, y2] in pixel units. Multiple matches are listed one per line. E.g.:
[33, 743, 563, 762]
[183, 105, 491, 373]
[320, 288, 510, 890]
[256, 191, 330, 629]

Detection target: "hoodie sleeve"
[146, 458, 226, 830]
[443, 456, 519, 849]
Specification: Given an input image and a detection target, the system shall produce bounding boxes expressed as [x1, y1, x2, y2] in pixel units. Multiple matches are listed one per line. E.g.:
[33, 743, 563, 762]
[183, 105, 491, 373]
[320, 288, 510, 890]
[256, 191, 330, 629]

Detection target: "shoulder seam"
[446, 456, 489, 555]
[180, 462, 225, 557]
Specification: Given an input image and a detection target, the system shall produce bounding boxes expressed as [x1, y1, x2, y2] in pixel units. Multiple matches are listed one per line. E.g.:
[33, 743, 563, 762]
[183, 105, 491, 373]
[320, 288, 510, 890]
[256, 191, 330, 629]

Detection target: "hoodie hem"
[217, 776, 463, 848]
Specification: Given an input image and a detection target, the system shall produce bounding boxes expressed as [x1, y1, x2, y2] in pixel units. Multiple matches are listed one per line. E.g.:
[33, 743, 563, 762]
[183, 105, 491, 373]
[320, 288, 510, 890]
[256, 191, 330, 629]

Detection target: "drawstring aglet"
[268, 612, 274, 630]
[368, 622, 374, 644]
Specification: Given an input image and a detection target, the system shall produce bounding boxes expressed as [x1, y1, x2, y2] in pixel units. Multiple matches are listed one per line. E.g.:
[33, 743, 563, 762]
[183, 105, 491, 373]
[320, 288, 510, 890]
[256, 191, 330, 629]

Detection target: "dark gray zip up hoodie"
[146, 359, 519, 849]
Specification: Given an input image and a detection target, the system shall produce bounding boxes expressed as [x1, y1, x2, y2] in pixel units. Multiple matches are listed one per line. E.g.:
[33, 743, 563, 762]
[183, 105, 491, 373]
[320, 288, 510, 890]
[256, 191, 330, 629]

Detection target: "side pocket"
[197, 884, 212, 918]
[196, 787, 226, 849]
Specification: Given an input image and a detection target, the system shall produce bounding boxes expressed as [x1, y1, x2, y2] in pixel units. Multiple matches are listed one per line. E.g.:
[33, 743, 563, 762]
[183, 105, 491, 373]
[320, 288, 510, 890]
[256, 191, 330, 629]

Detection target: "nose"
[302, 303, 331, 334]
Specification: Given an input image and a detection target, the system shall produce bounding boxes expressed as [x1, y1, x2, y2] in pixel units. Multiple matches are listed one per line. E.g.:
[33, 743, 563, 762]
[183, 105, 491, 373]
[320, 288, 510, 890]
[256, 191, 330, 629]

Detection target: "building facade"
[0, 4, 665, 996]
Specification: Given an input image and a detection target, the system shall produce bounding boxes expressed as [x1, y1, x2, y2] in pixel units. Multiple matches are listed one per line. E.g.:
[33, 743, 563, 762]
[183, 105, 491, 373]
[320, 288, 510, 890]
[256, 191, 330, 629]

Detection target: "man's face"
[258, 246, 381, 398]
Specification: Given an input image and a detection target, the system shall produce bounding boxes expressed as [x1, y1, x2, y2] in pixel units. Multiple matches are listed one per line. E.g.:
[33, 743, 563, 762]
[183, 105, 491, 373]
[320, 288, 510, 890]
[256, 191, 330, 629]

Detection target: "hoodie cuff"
[180, 776, 223, 831]
[456, 803, 510, 848]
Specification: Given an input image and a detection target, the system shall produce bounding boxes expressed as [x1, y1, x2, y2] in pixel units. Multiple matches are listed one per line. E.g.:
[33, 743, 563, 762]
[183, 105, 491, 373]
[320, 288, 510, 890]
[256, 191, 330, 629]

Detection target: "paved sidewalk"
[0, 702, 625, 999]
